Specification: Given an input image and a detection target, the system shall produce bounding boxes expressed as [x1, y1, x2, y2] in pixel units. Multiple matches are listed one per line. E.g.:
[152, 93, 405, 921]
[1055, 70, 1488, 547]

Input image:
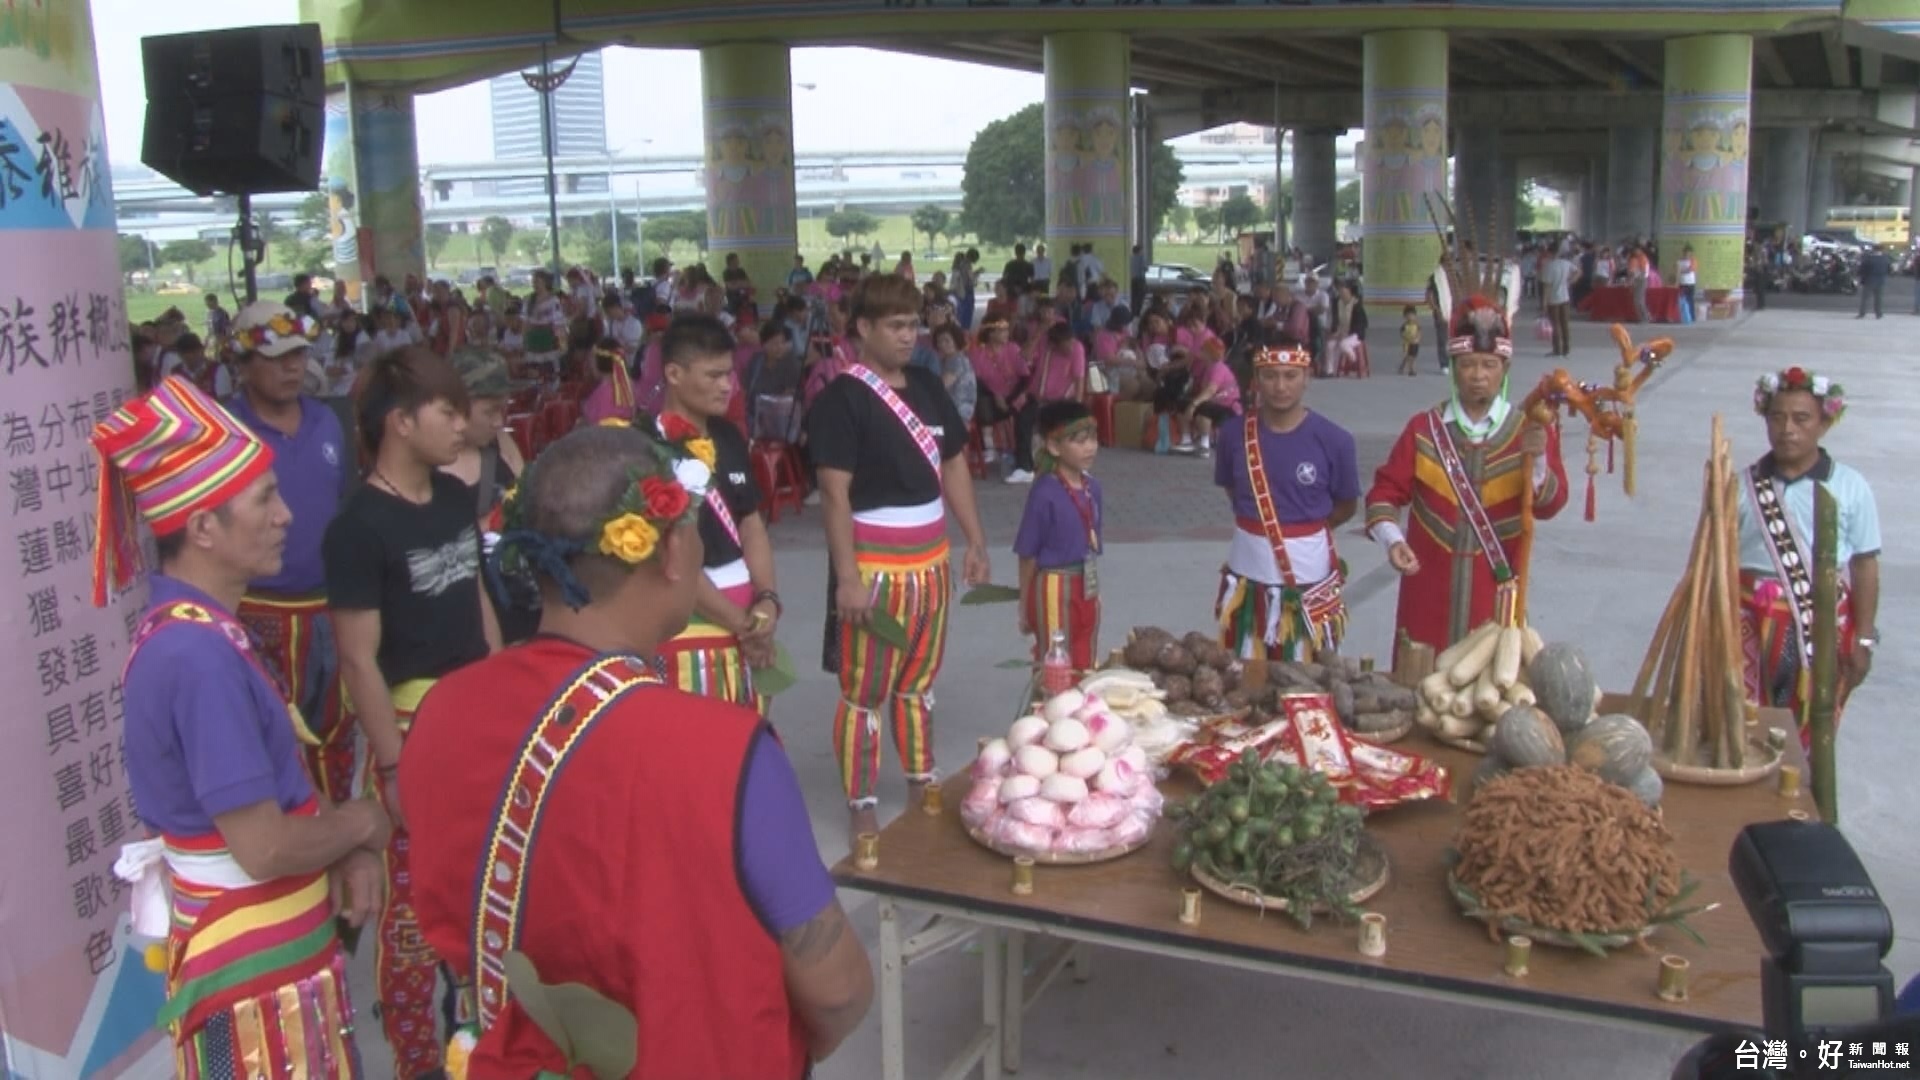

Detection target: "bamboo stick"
[1668, 460, 1716, 762]
[1631, 579, 1687, 710]
[1648, 509, 1708, 752]
[1719, 443, 1748, 769]
[1810, 484, 1840, 823]
[1703, 424, 1734, 769]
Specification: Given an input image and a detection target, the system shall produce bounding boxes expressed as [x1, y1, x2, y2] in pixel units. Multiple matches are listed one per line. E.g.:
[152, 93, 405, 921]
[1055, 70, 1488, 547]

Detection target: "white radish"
[1042, 689, 1086, 722]
[1008, 715, 1049, 749]
[1447, 690, 1476, 719]
[1520, 624, 1546, 666]
[1472, 664, 1503, 719]
[1492, 625, 1523, 691]
[1440, 714, 1484, 740]
[1415, 702, 1442, 731]
[1044, 717, 1092, 753]
[1040, 773, 1090, 804]
[1015, 745, 1060, 779]
[1448, 625, 1505, 687]
[998, 774, 1040, 803]
[1503, 683, 1537, 707]
[1434, 621, 1499, 674]
[1060, 746, 1108, 780]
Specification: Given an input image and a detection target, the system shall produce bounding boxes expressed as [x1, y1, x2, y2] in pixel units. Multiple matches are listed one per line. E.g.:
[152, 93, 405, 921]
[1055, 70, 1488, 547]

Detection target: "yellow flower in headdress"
[686, 437, 717, 470]
[598, 513, 659, 564]
[598, 417, 632, 428]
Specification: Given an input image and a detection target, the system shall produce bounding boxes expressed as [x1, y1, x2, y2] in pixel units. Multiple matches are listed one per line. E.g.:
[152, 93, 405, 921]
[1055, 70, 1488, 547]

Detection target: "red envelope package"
[1167, 692, 1451, 811]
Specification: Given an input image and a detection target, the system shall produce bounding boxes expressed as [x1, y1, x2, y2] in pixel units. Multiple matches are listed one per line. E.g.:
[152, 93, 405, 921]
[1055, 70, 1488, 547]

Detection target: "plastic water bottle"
[1042, 630, 1074, 696]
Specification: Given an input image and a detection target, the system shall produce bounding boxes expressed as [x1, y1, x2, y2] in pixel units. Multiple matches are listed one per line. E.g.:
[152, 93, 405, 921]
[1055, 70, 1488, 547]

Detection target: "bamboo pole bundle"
[1632, 416, 1748, 770]
[1810, 485, 1840, 823]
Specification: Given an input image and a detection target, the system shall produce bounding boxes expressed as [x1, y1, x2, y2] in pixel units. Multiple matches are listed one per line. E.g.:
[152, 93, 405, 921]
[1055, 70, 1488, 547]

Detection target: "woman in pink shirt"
[579, 338, 636, 426]
[969, 317, 1029, 422]
[1176, 338, 1241, 455]
[1027, 321, 1087, 406]
[1174, 300, 1220, 357]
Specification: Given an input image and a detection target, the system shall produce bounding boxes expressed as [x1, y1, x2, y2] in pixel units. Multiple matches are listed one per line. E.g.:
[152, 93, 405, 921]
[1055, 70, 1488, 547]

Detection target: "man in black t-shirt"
[1002, 242, 1034, 298]
[321, 345, 495, 1079]
[807, 275, 991, 847]
[650, 315, 781, 715]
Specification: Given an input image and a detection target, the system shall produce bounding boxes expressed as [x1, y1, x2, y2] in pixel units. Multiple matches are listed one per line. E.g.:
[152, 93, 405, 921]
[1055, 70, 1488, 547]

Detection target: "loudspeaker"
[140, 24, 323, 196]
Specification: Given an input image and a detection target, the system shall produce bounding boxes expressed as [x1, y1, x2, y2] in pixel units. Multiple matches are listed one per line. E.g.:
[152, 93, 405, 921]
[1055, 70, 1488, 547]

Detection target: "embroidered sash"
[848, 363, 943, 487]
[1243, 418, 1345, 633]
[1746, 464, 1817, 666]
[132, 600, 321, 747]
[471, 654, 659, 1030]
[1424, 409, 1512, 580]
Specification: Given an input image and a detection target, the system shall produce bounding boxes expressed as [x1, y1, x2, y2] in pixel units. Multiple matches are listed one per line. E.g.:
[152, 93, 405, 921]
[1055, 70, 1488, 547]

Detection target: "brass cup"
[1504, 935, 1532, 978]
[1788, 809, 1811, 822]
[1658, 954, 1690, 1003]
[1357, 912, 1387, 958]
[1778, 763, 1803, 799]
[1766, 726, 1788, 751]
[1011, 856, 1035, 896]
[1178, 887, 1202, 927]
[921, 781, 944, 816]
[854, 833, 879, 871]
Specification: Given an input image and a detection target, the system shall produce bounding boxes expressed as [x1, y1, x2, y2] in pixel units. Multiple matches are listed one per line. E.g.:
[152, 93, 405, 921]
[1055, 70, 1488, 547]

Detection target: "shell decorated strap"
[848, 363, 943, 487]
[1424, 409, 1512, 580]
[1242, 416, 1306, 589]
[471, 654, 659, 1030]
[129, 601, 321, 747]
[705, 487, 741, 549]
[1746, 464, 1816, 666]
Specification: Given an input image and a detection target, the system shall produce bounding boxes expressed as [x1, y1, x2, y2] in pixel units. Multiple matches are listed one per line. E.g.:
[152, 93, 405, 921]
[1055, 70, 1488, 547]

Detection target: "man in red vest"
[402, 423, 872, 1078]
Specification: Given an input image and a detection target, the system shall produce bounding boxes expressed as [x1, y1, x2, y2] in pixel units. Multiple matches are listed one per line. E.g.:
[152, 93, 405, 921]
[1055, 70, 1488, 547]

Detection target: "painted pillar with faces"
[1044, 32, 1133, 283]
[701, 42, 798, 298]
[1361, 29, 1448, 305]
[1657, 34, 1753, 318]
[335, 86, 425, 292]
[0, 1, 169, 1075]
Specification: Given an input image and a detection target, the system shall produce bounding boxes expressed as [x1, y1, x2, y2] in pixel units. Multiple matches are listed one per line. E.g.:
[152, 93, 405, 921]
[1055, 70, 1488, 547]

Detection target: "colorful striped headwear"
[88, 375, 275, 606]
[1253, 343, 1313, 369]
[597, 347, 635, 413]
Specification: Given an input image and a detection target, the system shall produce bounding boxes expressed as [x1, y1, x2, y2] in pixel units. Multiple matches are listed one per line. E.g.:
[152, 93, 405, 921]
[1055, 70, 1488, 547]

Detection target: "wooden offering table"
[832, 712, 1812, 1080]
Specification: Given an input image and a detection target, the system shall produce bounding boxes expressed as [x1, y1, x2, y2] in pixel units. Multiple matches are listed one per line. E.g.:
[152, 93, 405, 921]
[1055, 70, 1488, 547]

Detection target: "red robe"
[1365, 405, 1569, 651]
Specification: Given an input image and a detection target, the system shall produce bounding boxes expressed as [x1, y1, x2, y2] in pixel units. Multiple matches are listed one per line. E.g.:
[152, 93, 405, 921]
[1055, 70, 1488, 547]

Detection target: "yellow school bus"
[1823, 206, 1911, 248]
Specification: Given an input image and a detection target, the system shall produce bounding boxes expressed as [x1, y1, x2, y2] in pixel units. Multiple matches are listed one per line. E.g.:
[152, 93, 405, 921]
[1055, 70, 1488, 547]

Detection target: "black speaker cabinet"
[140, 24, 324, 196]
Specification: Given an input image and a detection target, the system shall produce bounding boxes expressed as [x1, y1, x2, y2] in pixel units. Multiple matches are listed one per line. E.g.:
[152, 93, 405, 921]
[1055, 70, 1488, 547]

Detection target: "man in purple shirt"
[96, 376, 388, 1079]
[1212, 341, 1360, 661]
[227, 301, 357, 802]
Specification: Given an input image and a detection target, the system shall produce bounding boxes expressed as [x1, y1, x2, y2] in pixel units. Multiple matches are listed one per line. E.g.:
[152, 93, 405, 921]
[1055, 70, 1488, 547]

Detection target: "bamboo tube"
[1719, 452, 1748, 769]
[1632, 578, 1688, 710]
[1703, 423, 1733, 768]
[1810, 484, 1840, 824]
[1648, 481, 1714, 750]
[1668, 460, 1717, 760]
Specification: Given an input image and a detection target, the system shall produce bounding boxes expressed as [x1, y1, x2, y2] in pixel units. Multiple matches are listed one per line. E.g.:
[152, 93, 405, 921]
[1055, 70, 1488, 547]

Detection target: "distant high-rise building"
[489, 50, 607, 196]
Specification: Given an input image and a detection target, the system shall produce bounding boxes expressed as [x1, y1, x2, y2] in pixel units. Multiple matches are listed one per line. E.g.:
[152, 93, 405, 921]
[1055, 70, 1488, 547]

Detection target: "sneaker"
[1171, 439, 1195, 454]
[983, 449, 1000, 463]
[1005, 469, 1034, 484]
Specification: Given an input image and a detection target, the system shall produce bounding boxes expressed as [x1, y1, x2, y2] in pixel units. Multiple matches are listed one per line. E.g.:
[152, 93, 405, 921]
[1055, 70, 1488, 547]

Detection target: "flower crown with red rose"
[233, 312, 318, 355]
[1754, 366, 1846, 423]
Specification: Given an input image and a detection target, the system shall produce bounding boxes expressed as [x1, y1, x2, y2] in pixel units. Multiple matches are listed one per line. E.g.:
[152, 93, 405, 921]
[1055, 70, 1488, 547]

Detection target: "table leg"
[1001, 929, 1025, 1074]
[981, 927, 1003, 1080]
[1070, 944, 1091, 984]
[880, 898, 906, 1080]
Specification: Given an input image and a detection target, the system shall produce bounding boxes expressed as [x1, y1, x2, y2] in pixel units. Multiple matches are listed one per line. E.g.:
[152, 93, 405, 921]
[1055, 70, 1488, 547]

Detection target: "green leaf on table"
[505, 950, 638, 1080]
[866, 609, 911, 651]
[751, 643, 798, 698]
[959, 583, 1023, 606]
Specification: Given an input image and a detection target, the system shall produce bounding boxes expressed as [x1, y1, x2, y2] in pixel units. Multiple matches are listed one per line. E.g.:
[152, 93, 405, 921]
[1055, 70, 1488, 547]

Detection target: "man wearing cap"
[1213, 341, 1362, 661]
[98, 376, 390, 1079]
[227, 301, 358, 801]
[324, 347, 496, 1078]
[445, 346, 539, 645]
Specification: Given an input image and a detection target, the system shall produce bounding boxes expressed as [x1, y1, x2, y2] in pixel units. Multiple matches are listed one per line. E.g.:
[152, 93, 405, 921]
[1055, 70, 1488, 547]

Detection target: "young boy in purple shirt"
[1014, 401, 1104, 671]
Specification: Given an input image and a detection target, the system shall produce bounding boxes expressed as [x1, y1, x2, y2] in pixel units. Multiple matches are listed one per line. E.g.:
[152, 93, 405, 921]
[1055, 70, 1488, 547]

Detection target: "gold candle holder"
[1357, 912, 1387, 958]
[1658, 954, 1690, 1003]
[1778, 763, 1803, 799]
[854, 833, 879, 871]
[1178, 887, 1203, 927]
[1788, 809, 1811, 822]
[1011, 857, 1035, 896]
[1504, 935, 1532, 977]
[921, 781, 944, 816]
[1766, 726, 1788, 751]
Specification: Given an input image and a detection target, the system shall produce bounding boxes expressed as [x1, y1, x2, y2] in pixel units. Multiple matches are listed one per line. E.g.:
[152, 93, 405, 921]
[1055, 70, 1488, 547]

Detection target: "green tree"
[256, 212, 289, 270]
[1219, 192, 1262, 239]
[1192, 205, 1221, 244]
[962, 103, 1184, 246]
[1515, 182, 1541, 232]
[159, 239, 215, 283]
[824, 209, 881, 246]
[1335, 180, 1361, 226]
[910, 204, 950, 252]
[1165, 204, 1192, 240]
[425, 223, 453, 270]
[118, 233, 155, 277]
[583, 210, 637, 245]
[295, 192, 329, 238]
[512, 232, 551, 265]
[481, 215, 516, 263]
[647, 211, 709, 256]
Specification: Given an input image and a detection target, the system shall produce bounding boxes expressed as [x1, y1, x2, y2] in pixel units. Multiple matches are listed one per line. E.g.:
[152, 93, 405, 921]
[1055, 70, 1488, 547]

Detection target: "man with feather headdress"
[1364, 246, 1570, 651]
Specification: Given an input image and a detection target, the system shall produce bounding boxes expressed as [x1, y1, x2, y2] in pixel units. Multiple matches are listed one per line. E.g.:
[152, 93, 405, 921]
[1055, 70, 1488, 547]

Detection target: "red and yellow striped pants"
[1026, 566, 1100, 673]
[661, 575, 768, 715]
[237, 591, 355, 802]
[834, 515, 952, 806]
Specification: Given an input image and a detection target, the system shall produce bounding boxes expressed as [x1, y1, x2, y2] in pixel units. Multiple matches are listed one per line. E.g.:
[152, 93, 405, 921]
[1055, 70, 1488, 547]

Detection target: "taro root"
[1272, 662, 1317, 689]
[1133, 626, 1175, 650]
[1182, 630, 1215, 654]
[1124, 636, 1164, 668]
[1223, 688, 1254, 711]
[1195, 642, 1233, 671]
[1330, 680, 1357, 725]
[1162, 674, 1193, 703]
[1190, 667, 1226, 702]
[1156, 641, 1199, 675]
[1195, 691, 1227, 712]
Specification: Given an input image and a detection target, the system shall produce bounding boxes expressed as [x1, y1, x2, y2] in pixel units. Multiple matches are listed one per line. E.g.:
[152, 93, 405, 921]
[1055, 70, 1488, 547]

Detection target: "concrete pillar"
[322, 88, 425, 293]
[1043, 32, 1132, 280]
[1453, 126, 1504, 246]
[1657, 34, 1753, 317]
[1498, 157, 1519, 243]
[1362, 29, 1448, 305]
[1291, 126, 1339, 266]
[1809, 145, 1836, 231]
[1910, 166, 1920, 245]
[1563, 184, 1584, 238]
[1587, 155, 1609, 238]
[1606, 126, 1658, 245]
[0, 0, 167, 1073]
[701, 42, 798, 296]
[1758, 127, 1813, 237]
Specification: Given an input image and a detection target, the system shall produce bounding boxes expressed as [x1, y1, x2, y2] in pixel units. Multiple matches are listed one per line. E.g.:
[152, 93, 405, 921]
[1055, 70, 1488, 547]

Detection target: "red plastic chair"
[1338, 341, 1371, 379]
[1088, 392, 1116, 447]
[964, 420, 988, 480]
[750, 440, 806, 523]
[505, 412, 535, 461]
[529, 400, 581, 458]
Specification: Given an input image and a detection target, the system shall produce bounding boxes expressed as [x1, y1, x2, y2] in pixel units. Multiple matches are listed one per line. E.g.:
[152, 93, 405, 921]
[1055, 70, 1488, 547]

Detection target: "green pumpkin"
[1568, 714, 1655, 786]
[1526, 642, 1598, 734]
[1491, 704, 1566, 768]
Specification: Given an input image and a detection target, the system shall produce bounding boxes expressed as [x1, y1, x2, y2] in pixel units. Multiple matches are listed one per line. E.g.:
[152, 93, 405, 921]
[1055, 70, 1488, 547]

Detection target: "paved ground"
[352, 295, 1917, 1079]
